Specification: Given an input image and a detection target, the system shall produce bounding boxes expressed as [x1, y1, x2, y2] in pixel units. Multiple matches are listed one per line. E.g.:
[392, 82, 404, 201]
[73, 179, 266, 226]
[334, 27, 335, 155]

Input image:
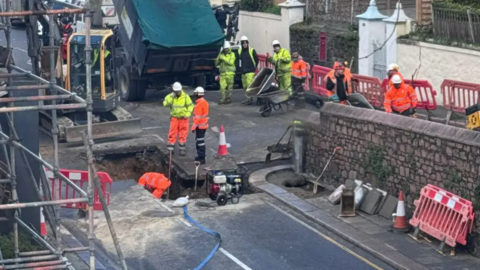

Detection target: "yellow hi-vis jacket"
[163, 90, 194, 118]
[215, 49, 236, 75]
[268, 48, 291, 76]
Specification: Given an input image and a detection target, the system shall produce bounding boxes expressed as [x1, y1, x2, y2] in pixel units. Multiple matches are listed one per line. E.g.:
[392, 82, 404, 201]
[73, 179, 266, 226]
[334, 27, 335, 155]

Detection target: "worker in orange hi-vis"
[138, 173, 171, 199]
[191, 87, 209, 165]
[163, 82, 194, 156]
[384, 74, 418, 117]
[324, 61, 353, 105]
[386, 63, 405, 88]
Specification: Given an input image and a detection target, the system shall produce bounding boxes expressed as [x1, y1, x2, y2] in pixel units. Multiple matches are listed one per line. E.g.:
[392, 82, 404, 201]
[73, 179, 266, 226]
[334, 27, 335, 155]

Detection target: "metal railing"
[432, 5, 480, 44]
[0, 1, 127, 270]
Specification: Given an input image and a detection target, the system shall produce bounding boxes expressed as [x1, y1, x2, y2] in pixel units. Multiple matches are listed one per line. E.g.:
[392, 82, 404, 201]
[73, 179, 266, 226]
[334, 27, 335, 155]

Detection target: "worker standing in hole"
[387, 63, 404, 88]
[267, 40, 292, 96]
[163, 82, 194, 156]
[325, 62, 352, 105]
[290, 52, 307, 108]
[384, 74, 418, 117]
[239, 36, 259, 105]
[216, 41, 236, 105]
[191, 87, 209, 165]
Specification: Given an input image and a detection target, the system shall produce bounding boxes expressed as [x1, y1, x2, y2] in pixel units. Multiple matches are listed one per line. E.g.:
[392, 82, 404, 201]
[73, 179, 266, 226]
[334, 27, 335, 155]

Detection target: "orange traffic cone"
[40, 207, 47, 238]
[393, 191, 409, 233]
[217, 125, 228, 156]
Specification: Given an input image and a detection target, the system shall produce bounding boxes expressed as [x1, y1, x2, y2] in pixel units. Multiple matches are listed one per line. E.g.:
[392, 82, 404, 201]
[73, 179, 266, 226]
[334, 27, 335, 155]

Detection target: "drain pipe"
[293, 120, 305, 174]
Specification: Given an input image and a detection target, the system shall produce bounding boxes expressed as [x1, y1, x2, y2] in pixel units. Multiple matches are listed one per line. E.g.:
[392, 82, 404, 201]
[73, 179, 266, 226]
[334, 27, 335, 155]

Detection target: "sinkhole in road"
[94, 149, 210, 200]
[268, 169, 329, 199]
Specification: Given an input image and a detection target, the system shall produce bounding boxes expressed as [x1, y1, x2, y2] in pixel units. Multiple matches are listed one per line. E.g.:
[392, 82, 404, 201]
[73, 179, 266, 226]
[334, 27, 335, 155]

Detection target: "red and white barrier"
[410, 184, 475, 249]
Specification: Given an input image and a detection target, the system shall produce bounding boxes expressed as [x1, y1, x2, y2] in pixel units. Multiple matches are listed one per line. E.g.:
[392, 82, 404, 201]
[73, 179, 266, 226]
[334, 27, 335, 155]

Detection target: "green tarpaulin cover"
[132, 0, 225, 49]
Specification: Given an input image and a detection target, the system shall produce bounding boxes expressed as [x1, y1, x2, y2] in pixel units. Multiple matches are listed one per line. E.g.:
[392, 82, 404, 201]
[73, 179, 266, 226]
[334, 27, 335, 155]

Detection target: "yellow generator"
[466, 103, 480, 131]
[40, 29, 142, 142]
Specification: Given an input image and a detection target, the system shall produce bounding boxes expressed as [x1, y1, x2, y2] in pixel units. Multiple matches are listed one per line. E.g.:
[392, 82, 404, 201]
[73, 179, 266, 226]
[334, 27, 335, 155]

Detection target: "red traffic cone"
[40, 207, 47, 238]
[393, 191, 409, 233]
[217, 125, 228, 156]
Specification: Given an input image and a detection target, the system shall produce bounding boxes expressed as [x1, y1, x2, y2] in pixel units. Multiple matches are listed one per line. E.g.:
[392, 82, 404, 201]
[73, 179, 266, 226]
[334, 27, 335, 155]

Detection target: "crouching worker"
[138, 172, 171, 199]
[384, 74, 418, 116]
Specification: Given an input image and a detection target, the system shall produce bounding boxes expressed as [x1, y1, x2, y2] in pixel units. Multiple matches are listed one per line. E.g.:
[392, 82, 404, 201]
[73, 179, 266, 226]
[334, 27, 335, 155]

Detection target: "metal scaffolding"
[0, 1, 127, 270]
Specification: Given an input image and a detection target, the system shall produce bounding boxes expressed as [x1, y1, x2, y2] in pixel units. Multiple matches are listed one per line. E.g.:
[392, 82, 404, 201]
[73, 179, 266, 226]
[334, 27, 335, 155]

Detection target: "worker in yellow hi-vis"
[215, 41, 236, 105]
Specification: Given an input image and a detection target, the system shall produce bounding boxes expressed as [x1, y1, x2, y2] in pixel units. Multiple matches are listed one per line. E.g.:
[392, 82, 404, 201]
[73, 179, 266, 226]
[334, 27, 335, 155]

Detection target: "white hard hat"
[391, 75, 402, 84]
[172, 82, 182, 91]
[194, 87, 205, 94]
[240, 36, 248, 41]
[387, 63, 399, 72]
[272, 40, 280, 46]
[223, 41, 231, 49]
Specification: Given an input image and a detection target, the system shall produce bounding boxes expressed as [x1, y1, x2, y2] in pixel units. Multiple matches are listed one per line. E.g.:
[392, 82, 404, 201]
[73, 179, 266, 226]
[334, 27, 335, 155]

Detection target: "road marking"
[143, 126, 163, 130]
[266, 201, 384, 270]
[26, 59, 31, 65]
[155, 200, 174, 213]
[177, 216, 192, 227]
[14, 47, 27, 53]
[219, 248, 253, 270]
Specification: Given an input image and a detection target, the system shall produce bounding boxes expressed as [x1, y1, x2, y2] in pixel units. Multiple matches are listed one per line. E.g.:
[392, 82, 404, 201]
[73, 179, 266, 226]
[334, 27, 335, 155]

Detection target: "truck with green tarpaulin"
[112, 0, 225, 101]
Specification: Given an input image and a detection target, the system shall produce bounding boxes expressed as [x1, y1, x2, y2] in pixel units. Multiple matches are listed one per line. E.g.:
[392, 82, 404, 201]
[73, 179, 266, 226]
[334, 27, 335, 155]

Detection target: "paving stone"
[344, 179, 356, 188]
[374, 188, 388, 214]
[360, 189, 383, 215]
[327, 184, 345, 204]
[379, 195, 398, 219]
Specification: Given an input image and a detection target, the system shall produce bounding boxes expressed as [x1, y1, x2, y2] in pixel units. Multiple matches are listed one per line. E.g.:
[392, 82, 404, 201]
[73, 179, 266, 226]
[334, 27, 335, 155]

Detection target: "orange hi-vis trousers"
[167, 117, 189, 151]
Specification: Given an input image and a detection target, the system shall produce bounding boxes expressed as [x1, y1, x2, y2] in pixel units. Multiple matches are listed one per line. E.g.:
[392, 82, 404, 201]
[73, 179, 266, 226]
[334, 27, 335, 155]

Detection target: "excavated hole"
[94, 150, 209, 200]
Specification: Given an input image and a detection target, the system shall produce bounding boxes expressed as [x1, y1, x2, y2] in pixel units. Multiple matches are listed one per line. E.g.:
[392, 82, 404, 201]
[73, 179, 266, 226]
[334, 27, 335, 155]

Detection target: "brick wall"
[307, 0, 369, 23]
[416, 0, 433, 26]
[303, 103, 480, 234]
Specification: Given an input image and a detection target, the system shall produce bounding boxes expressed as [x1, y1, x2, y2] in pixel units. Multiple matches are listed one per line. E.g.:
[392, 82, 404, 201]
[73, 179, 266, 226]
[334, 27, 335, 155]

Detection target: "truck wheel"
[119, 66, 147, 101]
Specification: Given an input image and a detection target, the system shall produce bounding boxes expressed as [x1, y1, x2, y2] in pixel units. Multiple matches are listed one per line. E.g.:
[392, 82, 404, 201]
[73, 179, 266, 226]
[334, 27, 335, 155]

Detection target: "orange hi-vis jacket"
[325, 68, 353, 97]
[138, 173, 171, 199]
[388, 71, 405, 89]
[384, 84, 418, 113]
[291, 59, 307, 79]
[192, 97, 209, 130]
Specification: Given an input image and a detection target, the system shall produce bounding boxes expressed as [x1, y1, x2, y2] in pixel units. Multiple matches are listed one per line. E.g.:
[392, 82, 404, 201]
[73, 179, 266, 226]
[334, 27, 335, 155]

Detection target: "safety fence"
[46, 168, 113, 210]
[410, 184, 474, 248]
[442, 80, 480, 114]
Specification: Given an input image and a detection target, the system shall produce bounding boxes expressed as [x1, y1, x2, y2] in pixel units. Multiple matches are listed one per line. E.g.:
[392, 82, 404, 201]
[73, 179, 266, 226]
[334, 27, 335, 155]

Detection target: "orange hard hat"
[333, 62, 345, 70]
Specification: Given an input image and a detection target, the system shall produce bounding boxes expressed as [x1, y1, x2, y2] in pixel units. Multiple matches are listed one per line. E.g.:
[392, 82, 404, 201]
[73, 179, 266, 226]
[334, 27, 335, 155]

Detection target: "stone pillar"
[383, 2, 413, 68]
[279, 0, 305, 51]
[356, 0, 387, 76]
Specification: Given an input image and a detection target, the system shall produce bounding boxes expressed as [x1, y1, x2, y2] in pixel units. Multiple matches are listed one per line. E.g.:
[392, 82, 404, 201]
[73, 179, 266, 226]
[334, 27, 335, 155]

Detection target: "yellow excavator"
[38, 24, 142, 143]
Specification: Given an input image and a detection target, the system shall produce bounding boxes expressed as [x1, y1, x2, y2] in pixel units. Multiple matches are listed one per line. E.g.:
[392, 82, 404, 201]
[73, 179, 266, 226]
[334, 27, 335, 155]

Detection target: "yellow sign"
[467, 111, 480, 130]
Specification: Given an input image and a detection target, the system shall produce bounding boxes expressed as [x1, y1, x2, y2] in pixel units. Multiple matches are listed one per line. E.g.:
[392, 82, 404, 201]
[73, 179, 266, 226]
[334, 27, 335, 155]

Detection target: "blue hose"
[183, 206, 222, 270]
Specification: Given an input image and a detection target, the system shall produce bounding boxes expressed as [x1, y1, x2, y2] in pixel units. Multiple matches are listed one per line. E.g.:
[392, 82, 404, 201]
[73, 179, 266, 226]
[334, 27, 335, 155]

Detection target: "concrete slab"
[379, 195, 398, 219]
[360, 189, 383, 215]
[327, 184, 345, 204]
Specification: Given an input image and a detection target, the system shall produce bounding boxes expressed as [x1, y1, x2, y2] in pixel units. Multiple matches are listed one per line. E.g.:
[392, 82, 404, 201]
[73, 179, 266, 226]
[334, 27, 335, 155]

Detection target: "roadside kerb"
[249, 165, 429, 270]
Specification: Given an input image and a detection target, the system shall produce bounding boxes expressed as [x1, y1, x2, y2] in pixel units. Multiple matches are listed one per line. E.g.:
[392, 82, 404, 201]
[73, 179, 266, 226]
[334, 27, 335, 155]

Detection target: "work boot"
[218, 99, 226, 105]
[179, 149, 186, 156]
[194, 157, 206, 165]
[224, 98, 232, 104]
[241, 97, 253, 105]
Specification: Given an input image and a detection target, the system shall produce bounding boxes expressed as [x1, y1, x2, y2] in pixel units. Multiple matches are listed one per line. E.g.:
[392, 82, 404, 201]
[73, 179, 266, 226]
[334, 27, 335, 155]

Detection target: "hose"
[183, 206, 222, 270]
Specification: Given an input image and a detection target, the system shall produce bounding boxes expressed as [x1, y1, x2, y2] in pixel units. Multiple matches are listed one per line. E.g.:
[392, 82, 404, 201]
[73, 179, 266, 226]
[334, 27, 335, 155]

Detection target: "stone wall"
[303, 103, 480, 232]
[307, 0, 369, 23]
[290, 22, 359, 73]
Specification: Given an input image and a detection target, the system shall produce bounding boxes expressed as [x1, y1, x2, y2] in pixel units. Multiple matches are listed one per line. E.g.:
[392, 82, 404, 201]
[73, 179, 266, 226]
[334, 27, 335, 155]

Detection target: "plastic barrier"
[441, 79, 480, 114]
[311, 65, 332, 96]
[257, 54, 274, 70]
[410, 184, 475, 248]
[352, 74, 384, 108]
[45, 168, 113, 211]
[382, 78, 437, 111]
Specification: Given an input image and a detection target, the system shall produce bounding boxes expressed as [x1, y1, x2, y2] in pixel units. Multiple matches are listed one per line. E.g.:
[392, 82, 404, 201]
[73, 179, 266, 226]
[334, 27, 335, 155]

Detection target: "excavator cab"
[66, 29, 115, 108]
[38, 28, 142, 143]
